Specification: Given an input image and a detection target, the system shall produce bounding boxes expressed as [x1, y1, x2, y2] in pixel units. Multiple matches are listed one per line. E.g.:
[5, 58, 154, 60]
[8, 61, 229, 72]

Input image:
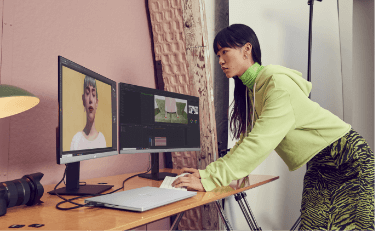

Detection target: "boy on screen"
[70, 76, 106, 150]
[165, 97, 179, 118]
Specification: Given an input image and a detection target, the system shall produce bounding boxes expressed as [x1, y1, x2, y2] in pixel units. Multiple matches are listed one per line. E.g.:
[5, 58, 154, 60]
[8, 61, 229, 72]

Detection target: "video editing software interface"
[119, 83, 200, 153]
[58, 56, 117, 164]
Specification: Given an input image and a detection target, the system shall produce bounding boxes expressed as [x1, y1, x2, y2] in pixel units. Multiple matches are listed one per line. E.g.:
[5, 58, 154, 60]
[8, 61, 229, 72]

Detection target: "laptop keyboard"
[159, 173, 189, 191]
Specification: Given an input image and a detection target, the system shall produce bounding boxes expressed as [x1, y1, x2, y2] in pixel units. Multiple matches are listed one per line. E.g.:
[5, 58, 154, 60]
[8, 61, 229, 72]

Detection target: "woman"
[172, 24, 374, 230]
[70, 75, 106, 150]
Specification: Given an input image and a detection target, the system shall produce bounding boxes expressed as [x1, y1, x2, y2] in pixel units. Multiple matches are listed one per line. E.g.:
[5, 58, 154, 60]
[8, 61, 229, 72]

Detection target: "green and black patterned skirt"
[300, 129, 374, 230]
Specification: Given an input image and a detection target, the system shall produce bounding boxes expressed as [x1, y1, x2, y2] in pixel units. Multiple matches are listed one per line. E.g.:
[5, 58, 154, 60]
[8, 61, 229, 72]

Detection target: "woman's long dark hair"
[214, 24, 262, 140]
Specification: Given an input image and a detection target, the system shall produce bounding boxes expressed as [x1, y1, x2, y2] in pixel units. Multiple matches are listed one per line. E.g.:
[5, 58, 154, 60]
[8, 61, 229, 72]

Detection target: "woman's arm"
[199, 87, 296, 191]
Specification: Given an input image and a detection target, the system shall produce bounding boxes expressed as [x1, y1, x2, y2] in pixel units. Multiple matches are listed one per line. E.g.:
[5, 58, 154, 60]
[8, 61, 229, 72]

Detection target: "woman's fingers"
[179, 168, 201, 179]
[172, 175, 187, 187]
[171, 175, 205, 192]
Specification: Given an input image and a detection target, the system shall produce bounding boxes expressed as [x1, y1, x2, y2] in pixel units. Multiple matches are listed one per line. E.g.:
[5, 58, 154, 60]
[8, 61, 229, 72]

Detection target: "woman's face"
[216, 44, 252, 78]
[82, 84, 98, 122]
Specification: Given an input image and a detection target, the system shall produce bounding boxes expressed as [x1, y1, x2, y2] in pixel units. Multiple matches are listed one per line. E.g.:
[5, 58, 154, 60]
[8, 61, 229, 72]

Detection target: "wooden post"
[181, 0, 219, 230]
[147, 0, 218, 230]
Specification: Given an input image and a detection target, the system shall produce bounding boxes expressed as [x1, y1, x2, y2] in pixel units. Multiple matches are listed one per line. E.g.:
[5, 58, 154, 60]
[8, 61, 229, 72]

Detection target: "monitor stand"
[138, 153, 177, 181]
[48, 162, 113, 196]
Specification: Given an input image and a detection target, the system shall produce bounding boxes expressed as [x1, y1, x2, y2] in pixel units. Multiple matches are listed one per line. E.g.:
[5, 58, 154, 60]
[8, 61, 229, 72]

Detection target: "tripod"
[290, 0, 322, 230]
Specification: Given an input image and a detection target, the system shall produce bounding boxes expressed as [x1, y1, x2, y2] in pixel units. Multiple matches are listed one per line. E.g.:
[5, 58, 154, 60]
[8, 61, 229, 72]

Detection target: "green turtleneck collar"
[239, 62, 264, 90]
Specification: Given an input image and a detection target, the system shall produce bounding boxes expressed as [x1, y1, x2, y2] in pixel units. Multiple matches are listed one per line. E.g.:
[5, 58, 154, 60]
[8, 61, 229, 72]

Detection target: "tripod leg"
[241, 192, 262, 230]
[169, 211, 184, 231]
[215, 200, 234, 231]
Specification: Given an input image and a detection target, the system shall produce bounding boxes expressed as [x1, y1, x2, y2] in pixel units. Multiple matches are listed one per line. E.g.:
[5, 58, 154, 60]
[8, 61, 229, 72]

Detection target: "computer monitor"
[118, 82, 200, 181]
[49, 56, 118, 195]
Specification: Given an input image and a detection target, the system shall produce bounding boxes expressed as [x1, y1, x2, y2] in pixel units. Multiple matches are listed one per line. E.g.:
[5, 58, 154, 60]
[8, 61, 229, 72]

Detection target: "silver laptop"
[84, 186, 197, 212]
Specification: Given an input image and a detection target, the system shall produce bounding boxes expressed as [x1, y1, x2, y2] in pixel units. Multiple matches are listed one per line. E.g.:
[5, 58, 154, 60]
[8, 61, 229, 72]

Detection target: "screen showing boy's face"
[62, 66, 112, 152]
[82, 85, 99, 122]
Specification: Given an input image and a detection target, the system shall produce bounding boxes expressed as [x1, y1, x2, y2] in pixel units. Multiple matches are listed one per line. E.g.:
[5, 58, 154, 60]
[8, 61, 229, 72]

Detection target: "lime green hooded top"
[199, 63, 351, 192]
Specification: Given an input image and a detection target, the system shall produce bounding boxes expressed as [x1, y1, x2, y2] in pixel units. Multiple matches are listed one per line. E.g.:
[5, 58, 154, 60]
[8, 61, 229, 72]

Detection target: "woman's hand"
[179, 167, 201, 179]
[172, 174, 205, 192]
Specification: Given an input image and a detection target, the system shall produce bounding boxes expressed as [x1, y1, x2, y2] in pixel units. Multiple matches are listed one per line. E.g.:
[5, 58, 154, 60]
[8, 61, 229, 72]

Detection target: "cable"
[55, 157, 152, 210]
[252, 83, 256, 131]
[54, 165, 93, 210]
[246, 87, 248, 137]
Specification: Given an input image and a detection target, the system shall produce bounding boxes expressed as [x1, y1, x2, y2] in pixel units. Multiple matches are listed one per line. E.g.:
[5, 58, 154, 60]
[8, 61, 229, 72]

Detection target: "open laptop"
[84, 186, 197, 212]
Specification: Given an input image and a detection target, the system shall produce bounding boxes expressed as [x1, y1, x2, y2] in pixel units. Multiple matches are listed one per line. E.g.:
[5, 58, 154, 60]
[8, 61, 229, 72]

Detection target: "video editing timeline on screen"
[119, 83, 200, 152]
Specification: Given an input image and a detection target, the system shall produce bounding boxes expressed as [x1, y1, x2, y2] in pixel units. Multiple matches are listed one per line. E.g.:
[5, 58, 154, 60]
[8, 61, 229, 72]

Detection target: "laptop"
[84, 186, 197, 212]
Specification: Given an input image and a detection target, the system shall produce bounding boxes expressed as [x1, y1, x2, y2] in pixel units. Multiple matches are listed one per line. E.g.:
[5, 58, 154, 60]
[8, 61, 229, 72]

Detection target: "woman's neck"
[239, 62, 263, 89]
[83, 121, 98, 141]
[239, 60, 255, 77]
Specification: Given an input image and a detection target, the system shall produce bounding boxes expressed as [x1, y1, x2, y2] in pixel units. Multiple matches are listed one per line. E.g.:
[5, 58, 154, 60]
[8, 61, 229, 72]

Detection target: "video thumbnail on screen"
[154, 96, 188, 124]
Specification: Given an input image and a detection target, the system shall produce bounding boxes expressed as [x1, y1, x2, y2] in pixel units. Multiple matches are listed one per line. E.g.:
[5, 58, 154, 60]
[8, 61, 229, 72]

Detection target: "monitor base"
[138, 172, 177, 181]
[138, 153, 178, 181]
[48, 184, 113, 196]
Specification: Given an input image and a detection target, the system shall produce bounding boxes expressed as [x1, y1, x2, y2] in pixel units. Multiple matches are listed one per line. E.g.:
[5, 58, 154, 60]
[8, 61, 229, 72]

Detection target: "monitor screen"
[57, 56, 117, 164]
[118, 83, 200, 154]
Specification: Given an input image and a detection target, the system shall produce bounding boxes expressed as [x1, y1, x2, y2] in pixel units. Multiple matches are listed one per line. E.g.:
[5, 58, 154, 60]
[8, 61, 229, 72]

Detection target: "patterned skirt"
[300, 129, 374, 230]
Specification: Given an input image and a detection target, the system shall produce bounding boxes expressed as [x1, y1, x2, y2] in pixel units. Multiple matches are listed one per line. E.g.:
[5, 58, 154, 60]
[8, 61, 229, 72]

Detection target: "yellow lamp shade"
[0, 84, 40, 119]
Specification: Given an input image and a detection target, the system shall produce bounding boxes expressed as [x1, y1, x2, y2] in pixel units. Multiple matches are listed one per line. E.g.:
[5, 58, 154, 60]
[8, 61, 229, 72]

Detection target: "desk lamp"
[0, 84, 40, 118]
[0, 84, 43, 217]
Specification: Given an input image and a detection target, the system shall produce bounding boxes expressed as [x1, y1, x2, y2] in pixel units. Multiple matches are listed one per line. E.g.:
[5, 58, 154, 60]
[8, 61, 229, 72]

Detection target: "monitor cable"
[55, 157, 152, 211]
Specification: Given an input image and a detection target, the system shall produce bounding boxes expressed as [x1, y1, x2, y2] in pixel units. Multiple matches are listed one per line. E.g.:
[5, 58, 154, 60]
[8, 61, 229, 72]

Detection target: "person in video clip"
[165, 97, 179, 118]
[172, 24, 374, 230]
[70, 76, 106, 150]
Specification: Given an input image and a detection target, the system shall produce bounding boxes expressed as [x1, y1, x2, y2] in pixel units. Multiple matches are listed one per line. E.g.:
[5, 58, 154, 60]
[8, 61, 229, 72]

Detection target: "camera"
[0, 172, 44, 216]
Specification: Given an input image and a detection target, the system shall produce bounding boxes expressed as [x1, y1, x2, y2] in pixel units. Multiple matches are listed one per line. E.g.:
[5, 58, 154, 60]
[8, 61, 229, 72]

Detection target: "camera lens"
[22, 174, 44, 206]
[0, 178, 31, 208]
[0, 172, 44, 216]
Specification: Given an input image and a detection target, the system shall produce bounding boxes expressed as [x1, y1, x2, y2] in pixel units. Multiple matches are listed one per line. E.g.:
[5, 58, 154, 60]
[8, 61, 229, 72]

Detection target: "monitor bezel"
[57, 56, 118, 165]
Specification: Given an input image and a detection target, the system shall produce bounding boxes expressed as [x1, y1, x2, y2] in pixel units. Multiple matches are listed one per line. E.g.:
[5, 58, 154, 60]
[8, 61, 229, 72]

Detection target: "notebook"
[84, 186, 197, 212]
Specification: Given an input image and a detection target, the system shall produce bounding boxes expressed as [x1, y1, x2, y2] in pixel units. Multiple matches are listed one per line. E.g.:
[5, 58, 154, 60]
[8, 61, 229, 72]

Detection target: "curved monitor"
[57, 56, 117, 165]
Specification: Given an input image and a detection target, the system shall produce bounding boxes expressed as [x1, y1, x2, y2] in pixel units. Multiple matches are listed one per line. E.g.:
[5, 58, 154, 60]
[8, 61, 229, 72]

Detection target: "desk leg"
[169, 212, 184, 231]
[215, 200, 233, 231]
[234, 192, 262, 231]
[235, 193, 256, 230]
[241, 192, 261, 230]
[291, 215, 301, 230]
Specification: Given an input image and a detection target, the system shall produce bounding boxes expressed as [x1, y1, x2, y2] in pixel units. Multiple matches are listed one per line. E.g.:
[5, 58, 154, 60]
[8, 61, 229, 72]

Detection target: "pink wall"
[0, 0, 167, 229]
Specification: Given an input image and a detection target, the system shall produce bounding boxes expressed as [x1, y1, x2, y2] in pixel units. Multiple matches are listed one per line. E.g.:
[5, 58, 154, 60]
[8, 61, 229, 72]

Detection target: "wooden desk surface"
[1, 169, 279, 230]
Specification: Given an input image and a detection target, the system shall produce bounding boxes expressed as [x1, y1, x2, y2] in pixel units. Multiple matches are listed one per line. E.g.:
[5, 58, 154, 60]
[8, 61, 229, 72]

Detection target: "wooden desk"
[1, 169, 279, 230]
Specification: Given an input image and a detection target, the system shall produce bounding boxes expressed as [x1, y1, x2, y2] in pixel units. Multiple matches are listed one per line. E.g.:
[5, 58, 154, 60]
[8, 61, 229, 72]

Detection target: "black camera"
[0, 172, 44, 216]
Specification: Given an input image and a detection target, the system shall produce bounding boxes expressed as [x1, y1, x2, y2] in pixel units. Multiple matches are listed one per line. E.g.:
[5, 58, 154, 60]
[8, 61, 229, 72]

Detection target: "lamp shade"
[0, 84, 40, 119]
